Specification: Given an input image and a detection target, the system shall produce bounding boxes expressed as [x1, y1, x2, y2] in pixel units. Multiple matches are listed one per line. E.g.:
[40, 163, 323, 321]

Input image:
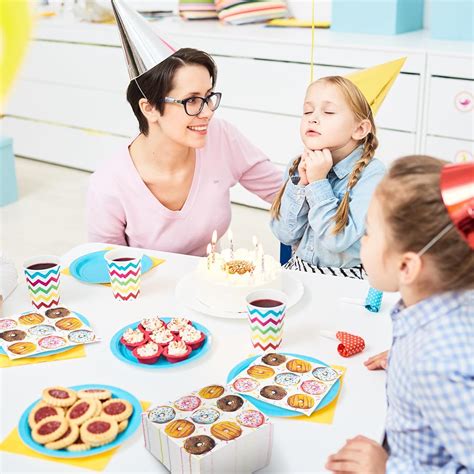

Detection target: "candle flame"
[206, 243, 212, 255]
[211, 230, 217, 244]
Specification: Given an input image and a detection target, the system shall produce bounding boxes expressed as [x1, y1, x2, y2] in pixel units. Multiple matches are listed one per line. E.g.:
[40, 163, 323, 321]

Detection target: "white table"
[1, 243, 396, 473]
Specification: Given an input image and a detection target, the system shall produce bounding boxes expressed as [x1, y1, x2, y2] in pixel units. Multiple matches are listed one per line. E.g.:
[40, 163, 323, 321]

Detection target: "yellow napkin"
[0, 401, 150, 472]
[0, 345, 86, 369]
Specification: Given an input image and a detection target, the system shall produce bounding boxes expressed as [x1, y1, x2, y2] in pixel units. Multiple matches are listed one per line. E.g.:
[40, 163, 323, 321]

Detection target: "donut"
[232, 378, 259, 392]
[287, 393, 315, 410]
[77, 388, 112, 401]
[260, 385, 287, 400]
[0, 329, 26, 342]
[19, 313, 44, 325]
[216, 395, 244, 412]
[164, 419, 195, 438]
[237, 410, 265, 428]
[148, 406, 175, 424]
[80, 417, 119, 447]
[42, 387, 77, 407]
[28, 325, 55, 337]
[286, 359, 312, 373]
[66, 399, 99, 426]
[262, 353, 287, 366]
[247, 365, 275, 379]
[198, 385, 225, 399]
[210, 421, 242, 441]
[101, 399, 133, 422]
[274, 373, 301, 387]
[312, 366, 339, 382]
[32, 416, 69, 444]
[8, 341, 36, 356]
[191, 408, 220, 424]
[38, 335, 66, 350]
[174, 395, 201, 412]
[44, 424, 80, 450]
[45, 307, 71, 319]
[301, 380, 327, 395]
[183, 435, 216, 455]
[0, 319, 16, 330]
[55, 317, 83, 331]
[28, 403, 64, 429]
[68, 330, 95, 344]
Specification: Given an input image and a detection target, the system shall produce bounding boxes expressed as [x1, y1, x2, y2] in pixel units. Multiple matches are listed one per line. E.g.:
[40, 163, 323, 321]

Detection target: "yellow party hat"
[345, 57, 406, 116]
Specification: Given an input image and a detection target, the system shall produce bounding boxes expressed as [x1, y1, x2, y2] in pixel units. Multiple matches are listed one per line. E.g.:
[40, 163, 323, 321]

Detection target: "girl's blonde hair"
[377, 155, 474, 292]
[270, 76, 378, 235]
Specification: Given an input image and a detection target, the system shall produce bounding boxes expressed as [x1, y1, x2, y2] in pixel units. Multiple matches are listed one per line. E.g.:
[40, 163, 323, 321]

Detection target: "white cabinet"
[425, 136, 474, 163]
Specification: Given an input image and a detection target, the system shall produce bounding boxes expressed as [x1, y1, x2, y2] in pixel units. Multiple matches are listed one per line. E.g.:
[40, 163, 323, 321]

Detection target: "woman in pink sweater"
[87, 48, 282, 256]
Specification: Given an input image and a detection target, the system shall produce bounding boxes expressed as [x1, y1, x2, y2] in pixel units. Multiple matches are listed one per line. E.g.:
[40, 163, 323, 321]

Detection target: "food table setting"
[0, 240, 396, 473]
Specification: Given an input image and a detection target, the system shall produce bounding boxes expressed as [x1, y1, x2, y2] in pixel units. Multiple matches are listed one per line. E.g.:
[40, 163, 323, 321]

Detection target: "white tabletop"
[1, 243, 396, 473]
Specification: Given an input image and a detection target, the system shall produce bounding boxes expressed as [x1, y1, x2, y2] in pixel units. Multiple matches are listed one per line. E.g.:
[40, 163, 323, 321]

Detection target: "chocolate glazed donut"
[45, 307, 70, 319]
[260, 385, 287, 400]
[184, 435, 216, 455]
[262, 353, 287, 366]
[0, 329, 26, 342]
[216, 395, 244, 412]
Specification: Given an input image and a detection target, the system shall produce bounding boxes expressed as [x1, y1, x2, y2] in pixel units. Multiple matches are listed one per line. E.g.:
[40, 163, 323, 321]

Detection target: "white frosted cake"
[195, 247, 282, 312]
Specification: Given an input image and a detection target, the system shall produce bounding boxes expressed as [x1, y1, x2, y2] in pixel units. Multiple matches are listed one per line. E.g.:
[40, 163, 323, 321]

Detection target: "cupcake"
[138, 316, 165, 335]
[149, 328, 174, 347]
[120, 328, 147, 349]
[132, 341, 162, 364]
[162, 340, 191, 363]
[166, 318, 190, 334]
[179, 326, 205, 350]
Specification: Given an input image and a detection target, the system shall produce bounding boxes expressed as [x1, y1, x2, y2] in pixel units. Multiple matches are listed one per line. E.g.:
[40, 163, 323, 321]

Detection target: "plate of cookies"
[18, 384, 142, 458]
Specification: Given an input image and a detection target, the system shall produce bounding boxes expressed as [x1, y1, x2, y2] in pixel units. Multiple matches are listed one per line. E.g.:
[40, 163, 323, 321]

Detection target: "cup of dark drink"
[104, 248, 143, 301]
[23, 255, 61, 309]
[245, 289, 288, 351]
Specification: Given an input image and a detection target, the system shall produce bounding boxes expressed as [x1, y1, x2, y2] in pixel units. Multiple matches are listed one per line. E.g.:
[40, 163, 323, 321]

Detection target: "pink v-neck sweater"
[87, 118, 283, 256]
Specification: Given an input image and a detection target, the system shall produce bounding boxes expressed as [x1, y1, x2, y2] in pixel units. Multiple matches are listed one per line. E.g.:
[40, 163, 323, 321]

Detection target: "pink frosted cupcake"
[149, 328, 174, 347]
[121, 328, 147, 349]
[162, 340, 191, 363]
[132, 341, 162, 364]
[138, 316, 165, 335]
[166, 318, 191, 334]
[179, 325, 205, 350]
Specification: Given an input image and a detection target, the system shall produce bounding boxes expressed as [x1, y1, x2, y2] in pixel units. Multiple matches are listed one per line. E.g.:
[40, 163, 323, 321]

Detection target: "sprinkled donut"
[312, 366, 339, 382]
[148, 406, 175, 424]
[68, 330, 95, 344]
[38, 335, 66, 350]
[191, 408, 220, 424]
[274, 373, 301, 386]
[237, 410, 265, 428]
[233, 377, 259, 392]
[174, 395, 201, 412]
[301, 380, 327, 395]
[28, 325, 56, 337]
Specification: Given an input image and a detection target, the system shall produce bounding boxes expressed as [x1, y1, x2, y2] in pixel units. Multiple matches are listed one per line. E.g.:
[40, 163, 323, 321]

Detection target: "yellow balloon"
[0, 0, 33, 108]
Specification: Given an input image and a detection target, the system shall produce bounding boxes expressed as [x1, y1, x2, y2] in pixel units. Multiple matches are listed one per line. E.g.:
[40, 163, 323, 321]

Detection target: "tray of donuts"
[143, 384, 273, 473]
[18, 384, 142, 458]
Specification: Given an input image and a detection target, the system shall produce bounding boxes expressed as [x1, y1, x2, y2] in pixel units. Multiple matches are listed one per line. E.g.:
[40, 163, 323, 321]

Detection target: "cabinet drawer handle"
[455, 91, 473, 112]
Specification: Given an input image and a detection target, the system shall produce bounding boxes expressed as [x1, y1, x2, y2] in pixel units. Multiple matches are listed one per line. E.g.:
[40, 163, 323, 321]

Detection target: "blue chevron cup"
[246, 289, 288, 351]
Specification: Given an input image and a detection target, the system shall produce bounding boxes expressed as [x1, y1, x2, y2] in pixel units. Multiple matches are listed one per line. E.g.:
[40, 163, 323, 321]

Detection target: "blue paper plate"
[18, 384, 142, 458]
[227, 352, 341, 417]
[110, 318, 211, 369]
[69, 250, 153, 285]
[0, 312, 90, 359]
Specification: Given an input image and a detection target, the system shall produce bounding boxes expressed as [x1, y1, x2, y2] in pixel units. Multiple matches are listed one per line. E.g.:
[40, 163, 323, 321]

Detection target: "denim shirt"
[270, 146, 385, 268]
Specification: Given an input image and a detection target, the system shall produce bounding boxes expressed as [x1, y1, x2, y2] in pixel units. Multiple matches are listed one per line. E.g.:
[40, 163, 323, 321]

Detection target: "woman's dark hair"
[126, 48, 217, 135]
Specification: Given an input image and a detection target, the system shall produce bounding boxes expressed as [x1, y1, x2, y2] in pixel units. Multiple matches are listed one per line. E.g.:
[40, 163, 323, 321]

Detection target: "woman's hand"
[297, 156, 309, 186]
[364, 350, 389, 370]
[305, 148, 333, 183]
[326, 435, 388, 474]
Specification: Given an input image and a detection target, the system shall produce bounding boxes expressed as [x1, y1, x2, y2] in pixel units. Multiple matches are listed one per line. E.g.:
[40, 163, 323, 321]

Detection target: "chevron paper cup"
[23, 255, 61, 309]
[246, 289, 288, 352]
[104, 248, 143, 301]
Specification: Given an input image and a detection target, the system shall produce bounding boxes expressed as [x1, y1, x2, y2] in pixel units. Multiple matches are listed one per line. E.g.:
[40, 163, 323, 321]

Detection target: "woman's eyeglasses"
[162, 92, 222, 116]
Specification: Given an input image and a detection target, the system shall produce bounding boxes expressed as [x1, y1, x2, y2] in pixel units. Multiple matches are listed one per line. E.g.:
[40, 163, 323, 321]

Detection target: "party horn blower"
[104, 248, 143, 301]
[23, 255, 61, 309]
[320, 330, 365, 357]
[364, 288, 383, 312]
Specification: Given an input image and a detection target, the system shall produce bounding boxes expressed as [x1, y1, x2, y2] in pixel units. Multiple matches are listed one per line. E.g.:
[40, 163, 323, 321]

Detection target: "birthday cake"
[196, 245, 282, 312]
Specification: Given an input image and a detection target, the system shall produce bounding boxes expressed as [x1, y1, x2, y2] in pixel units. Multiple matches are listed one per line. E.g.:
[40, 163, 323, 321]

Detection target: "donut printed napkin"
[0, 307, 99, 360]
[229, 353, 343, 416]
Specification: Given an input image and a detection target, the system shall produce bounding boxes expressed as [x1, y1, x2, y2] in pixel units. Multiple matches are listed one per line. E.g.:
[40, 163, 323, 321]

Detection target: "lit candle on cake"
[211, 230, 217, 263]
[228, 228, 234, 258]
[259, 243, 265, 273]
[206, 243, 212, 270]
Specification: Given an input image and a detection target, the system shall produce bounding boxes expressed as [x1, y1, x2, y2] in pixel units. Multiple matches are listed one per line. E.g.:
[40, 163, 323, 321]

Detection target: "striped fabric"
[217, 1, 288, 25]
[179, 0, 218, 20]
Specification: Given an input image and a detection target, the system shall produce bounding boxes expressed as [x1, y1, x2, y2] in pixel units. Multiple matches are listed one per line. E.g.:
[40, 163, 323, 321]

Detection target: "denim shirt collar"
[331, 145, 364, 180]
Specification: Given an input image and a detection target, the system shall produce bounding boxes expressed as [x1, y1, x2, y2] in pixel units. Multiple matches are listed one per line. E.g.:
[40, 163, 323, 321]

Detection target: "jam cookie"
[32, 416, 69, 444]
[198, 385, 225, 399]
[28, 325, 55, 337]
[301, 380, 327, 395]
[94, 401, 103, 416]
[148, 406, 176, 424]
[102, 398, 133, 422]
[19, 313, 44, 325]
[68, 330, 95, 344]
[55, 317, 82, 331]
[45, 307, 71, 319]
[80, 417, 119, 447]
[0, 329, 26, 342]
[210, 421, 242, 441]
[286, 359, 312, 373]
[260, 385, 287, 400]
[183, 435, 215, 455]
[233, 377, 259, 392]
[274, 373, 301, 387]
[77, 388, 112, 401]
[45, 423, 80, 450]
[237, 410, 265, 428]
[191, 408, 220, 425]
[28, 403, 64, 429]
[216, 395, 244, 412]
[262, 353, 287, 366]
[66, 398, 99, 425]
[174, 395, 201, 412]
[312, 366, 339, 382]
[8, 341, 36, 356]
[247, 365, 275, 379]
[42, 387, 77, 407]
[0, 319, 16, 330]
[164, 419, 195, 438]
[118, 420, 128, 433]
[38, 335, 66, 350]
[287, 394, 315, 410]
[67, 438, 91, 452]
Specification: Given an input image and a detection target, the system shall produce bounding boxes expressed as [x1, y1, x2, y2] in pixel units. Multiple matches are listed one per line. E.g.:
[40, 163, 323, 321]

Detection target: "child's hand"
[304, 148, 333, 183]
[326, 435, 388, 474]
[297, 156, 309, 186]
[364, 350, 389, 370]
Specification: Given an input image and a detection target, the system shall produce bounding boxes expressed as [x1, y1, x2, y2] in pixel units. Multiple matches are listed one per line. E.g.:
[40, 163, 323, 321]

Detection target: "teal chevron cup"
[246, 289, 288, 352]
[104, 248, 143, 301]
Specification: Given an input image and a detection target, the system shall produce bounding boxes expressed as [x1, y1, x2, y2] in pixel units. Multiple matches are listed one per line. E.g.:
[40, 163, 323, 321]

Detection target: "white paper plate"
[175, 272, 304, 319]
